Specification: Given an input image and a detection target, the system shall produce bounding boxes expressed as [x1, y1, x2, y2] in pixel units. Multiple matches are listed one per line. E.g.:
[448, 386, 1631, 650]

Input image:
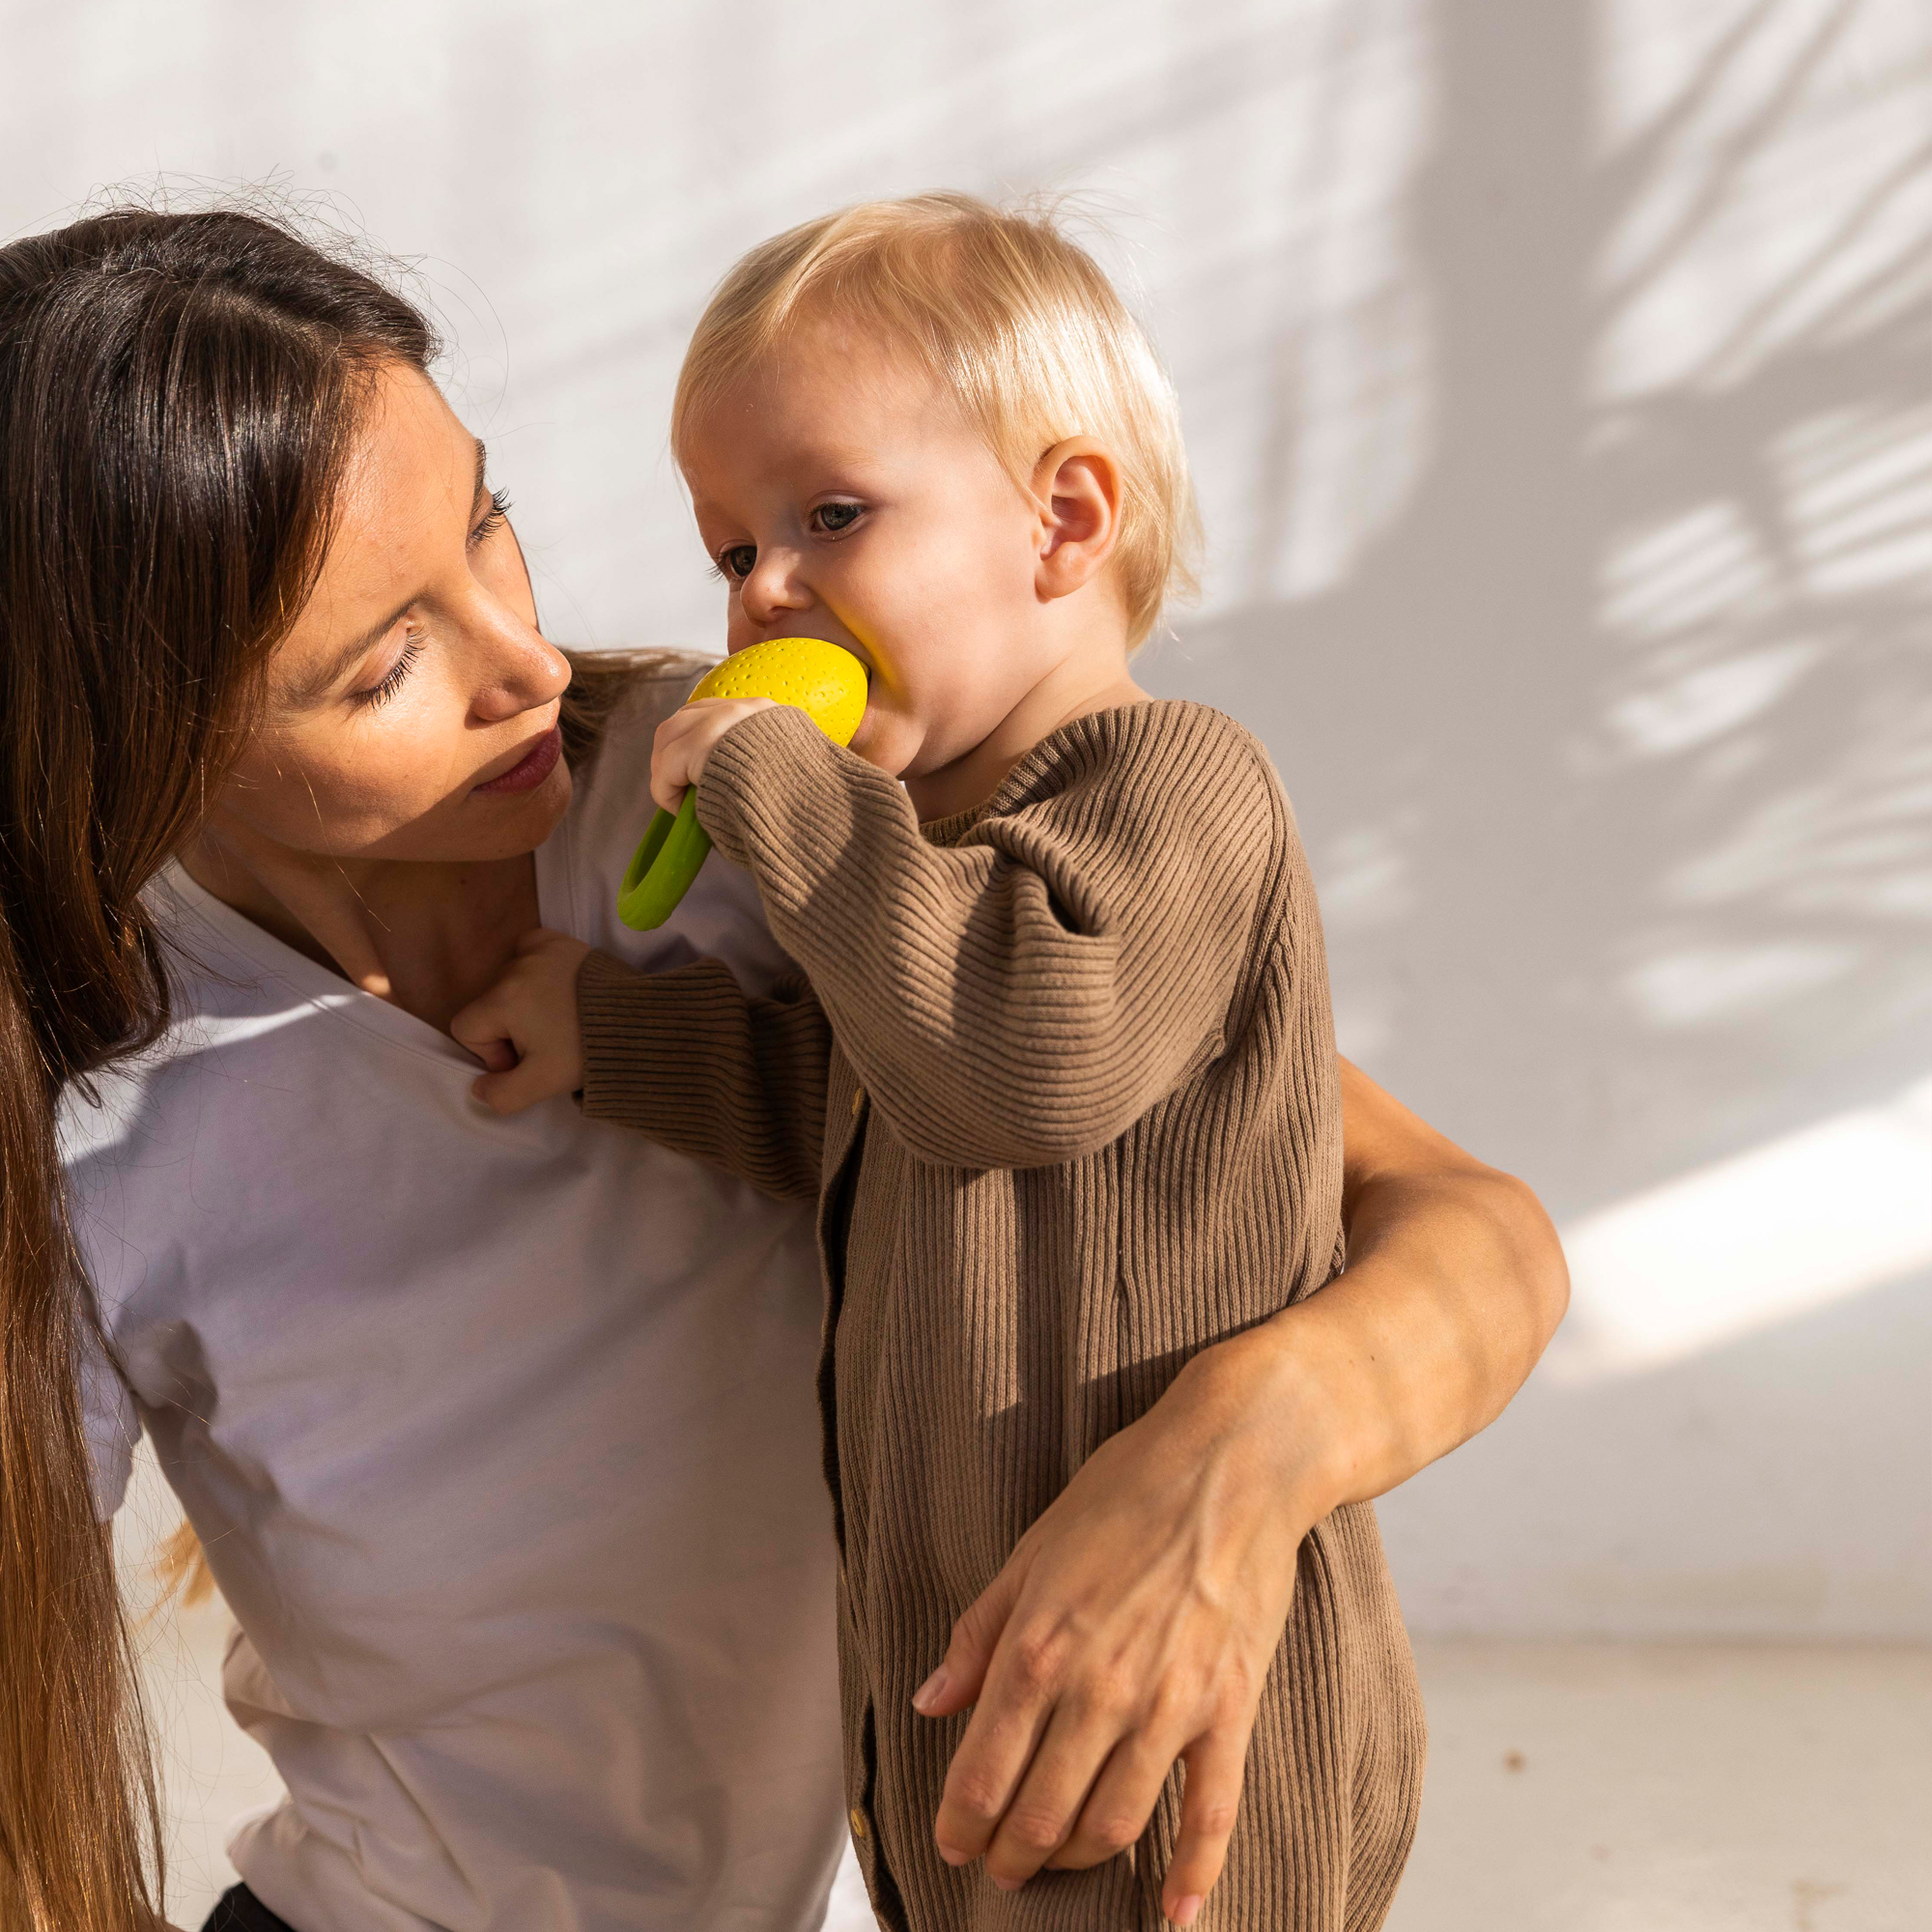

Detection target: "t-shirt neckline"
[156, 817, 573, 1074]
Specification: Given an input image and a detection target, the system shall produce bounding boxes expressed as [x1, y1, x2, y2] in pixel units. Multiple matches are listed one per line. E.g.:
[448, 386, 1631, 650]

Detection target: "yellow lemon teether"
[689, 636, 867, 746]
[617, 638, 869, 930]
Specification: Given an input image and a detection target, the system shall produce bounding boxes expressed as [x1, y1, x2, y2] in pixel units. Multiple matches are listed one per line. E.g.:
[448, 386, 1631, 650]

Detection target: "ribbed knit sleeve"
[577, 952, 830, 1201]
[694, 699, 1283, 1170]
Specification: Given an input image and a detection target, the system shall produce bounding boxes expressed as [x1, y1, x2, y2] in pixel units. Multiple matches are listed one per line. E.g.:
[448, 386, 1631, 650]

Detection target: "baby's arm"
[576, 952, 829, 1200]
[452, 930, 830, 1201]
[689, 700, 1283, 1170]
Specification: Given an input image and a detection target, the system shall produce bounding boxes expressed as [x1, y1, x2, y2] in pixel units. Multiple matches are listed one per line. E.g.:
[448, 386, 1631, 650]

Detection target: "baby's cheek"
[723, 603, 758, 653]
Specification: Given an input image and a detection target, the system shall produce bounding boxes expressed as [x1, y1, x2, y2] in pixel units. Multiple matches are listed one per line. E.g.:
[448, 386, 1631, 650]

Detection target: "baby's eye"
[809, 501, 864, 535]
[717, 543, 757, 582]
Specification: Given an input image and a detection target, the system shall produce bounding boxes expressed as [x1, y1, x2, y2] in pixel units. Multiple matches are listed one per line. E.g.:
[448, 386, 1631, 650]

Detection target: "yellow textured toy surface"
[691, 637, 867, 746]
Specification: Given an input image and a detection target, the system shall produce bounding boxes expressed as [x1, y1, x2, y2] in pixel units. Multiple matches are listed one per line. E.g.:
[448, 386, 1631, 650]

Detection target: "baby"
[456, 194, 1422, 1931]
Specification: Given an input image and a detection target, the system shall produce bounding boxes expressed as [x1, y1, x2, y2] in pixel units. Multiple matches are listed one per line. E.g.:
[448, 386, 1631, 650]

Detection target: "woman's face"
[213, 361, 573, 866]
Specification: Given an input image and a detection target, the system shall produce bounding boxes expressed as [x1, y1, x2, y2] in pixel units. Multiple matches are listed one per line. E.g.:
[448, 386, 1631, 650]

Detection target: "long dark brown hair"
[0, 205, 440, 1930]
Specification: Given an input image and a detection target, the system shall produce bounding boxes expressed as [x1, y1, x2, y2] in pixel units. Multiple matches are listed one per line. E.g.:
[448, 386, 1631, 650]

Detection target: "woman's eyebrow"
[293, 441, 491, 701]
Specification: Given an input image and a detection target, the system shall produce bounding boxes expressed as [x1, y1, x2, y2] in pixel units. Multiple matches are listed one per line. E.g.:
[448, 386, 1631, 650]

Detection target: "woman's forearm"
[1213, 1057, 1568, 1520]
[915, 1055, 1565, 1915]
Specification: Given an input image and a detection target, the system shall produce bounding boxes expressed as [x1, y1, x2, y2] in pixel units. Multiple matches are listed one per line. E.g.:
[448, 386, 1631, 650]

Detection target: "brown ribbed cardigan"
[578, 699, 1425, 1932]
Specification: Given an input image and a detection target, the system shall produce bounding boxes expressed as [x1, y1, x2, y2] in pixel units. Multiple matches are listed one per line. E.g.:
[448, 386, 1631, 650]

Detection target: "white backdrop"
[7, 0, 1927, 1639]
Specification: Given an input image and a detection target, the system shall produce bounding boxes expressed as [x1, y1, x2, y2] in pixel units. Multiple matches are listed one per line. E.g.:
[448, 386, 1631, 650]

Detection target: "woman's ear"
[1032, 439, 1122, 603]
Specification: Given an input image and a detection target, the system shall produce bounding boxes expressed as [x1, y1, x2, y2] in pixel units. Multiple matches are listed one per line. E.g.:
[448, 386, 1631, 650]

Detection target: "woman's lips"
[473, 724, 562, 795]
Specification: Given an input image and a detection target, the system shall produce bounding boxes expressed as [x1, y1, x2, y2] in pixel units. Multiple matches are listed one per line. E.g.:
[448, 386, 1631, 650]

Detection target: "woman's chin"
[459, 755, 575, 857]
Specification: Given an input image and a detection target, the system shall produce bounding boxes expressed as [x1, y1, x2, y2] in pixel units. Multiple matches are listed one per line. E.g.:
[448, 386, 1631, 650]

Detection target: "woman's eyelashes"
[346, 491, 507, 709]
[355, 638, 424, 710]
[469, 487, 513, 551]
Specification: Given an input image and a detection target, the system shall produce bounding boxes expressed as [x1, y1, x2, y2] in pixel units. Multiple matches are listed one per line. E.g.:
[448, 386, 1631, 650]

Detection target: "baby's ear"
[1033, 439, 1122, 601]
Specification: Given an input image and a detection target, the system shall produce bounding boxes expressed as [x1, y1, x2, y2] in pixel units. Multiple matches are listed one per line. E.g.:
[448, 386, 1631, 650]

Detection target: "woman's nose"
[472, 621, 572, 723]
[740, 549, 811, 628]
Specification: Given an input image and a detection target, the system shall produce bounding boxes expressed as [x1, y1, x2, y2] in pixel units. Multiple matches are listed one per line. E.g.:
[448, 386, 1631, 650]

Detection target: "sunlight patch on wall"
[1151, 0, 1435, 618]
[1622, 939, 1859, 1027]
[1594, 0, 1932, 396]
[1775, 404, 1932, 600]
[1544, 1076, 1932, 1383]
[1598, 501, 1778, 640]
[1604, 639, 1821, 760]
[1316, 819, 1415, 927]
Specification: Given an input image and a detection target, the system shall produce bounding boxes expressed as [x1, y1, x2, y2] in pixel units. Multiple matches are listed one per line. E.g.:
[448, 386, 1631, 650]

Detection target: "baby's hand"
[651, 696, 776, 813]
[451, 927, 593, 1115]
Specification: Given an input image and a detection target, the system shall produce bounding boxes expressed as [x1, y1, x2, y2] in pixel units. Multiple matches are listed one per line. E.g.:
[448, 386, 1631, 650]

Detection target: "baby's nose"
[740, 549, 813, 623]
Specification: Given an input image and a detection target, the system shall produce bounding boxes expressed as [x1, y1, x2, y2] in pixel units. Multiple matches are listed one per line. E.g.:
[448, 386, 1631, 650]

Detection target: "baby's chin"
[848, 708, 922, 779]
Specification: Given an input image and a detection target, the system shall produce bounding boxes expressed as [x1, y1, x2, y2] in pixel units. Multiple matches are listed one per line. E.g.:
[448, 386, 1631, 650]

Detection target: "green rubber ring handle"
[616, 789, 714, 930]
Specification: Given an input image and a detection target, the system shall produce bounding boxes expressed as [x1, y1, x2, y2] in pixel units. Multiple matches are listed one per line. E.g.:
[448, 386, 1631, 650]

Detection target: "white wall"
[6, 0, 1926, 1639]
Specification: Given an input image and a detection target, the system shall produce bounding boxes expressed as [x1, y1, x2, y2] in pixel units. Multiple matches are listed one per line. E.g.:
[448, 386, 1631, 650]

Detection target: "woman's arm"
[1272, 1057, 1569, 1503]
[912, 1059, 1568, 1919]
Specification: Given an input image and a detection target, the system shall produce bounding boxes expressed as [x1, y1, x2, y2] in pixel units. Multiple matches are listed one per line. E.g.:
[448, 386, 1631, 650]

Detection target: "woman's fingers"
[927, 1619, 1059, 1866]
[1043, 1721, 1179, 1871]
[1160, 1727, 1250, 1926]
[915, 1348, 1307, 1914]
[978, 1704, 1127, 1891]
[914, 1561, 1020, 1720]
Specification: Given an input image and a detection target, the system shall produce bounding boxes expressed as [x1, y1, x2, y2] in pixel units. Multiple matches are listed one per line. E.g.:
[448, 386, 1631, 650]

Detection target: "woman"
[0, 207, 1565, 1932]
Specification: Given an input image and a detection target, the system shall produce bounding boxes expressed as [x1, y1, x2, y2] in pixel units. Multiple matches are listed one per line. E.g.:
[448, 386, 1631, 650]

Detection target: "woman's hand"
[451, 926, 592, 1114]
[915, 1330, 1319, 1927]
[917, 1059, 1568, 1924]
[651, 696, 775, 813]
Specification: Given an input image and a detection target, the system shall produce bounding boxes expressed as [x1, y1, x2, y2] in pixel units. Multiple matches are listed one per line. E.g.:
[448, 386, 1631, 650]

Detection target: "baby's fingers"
[650, 697, 774, 812]
[470, 1050, 574, 1116]
[450, 986, 517, 1067]
[648, 766, 693, 817]
[650, 708, 711, 813]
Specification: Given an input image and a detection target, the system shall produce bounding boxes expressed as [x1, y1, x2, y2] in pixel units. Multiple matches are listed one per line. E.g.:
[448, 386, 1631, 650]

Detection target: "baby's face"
[680, 321, 1094, 786]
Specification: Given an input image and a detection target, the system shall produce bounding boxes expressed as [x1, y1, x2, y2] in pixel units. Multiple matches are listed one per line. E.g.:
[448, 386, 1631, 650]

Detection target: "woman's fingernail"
[1169, 1895, 1205, 1927]
[990, 1873, 1023, 1892]
[912, 1665, 948, 1713]
[936, 1841, 970, 1866]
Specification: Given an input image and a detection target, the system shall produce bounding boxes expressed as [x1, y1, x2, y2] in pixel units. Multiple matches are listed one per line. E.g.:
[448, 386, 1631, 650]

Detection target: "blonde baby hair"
[672, 191, 1201, 648]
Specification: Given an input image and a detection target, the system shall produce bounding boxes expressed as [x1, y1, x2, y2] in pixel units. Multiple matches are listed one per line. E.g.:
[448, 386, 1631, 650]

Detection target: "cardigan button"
[848, 1805, 868, 1840]
[850, 1085, 867, 1120]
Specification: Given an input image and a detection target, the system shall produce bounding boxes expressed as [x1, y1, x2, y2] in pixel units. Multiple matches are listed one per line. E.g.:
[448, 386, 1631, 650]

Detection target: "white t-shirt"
[65, 673, 846, 1932]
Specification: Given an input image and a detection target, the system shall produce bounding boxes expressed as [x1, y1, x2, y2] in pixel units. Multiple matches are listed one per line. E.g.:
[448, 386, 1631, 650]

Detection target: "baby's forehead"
[726, 316, 943, 409]
[681, 327, 975, 469]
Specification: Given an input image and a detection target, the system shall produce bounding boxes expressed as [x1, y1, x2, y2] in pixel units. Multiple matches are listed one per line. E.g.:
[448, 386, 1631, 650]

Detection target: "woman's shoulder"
[548, 650, 795, 985]
[558, 649, 708, 833]
[561, 649, 712, 780]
